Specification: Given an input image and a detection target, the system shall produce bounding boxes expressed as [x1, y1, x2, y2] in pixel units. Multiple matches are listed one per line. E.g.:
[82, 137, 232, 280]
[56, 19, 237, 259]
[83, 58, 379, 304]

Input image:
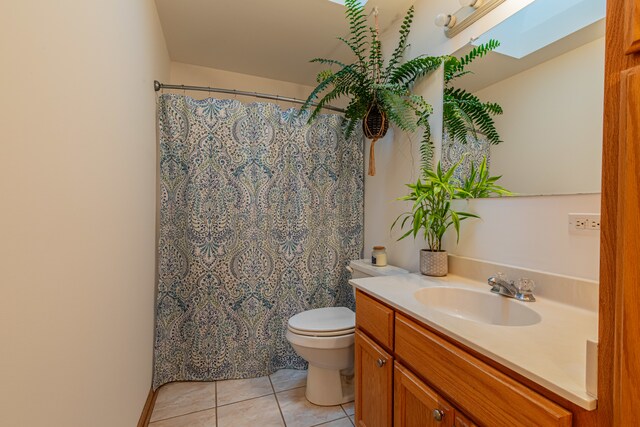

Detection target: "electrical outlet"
[588, 218, 601, 230]
[569, 213, 601, 232]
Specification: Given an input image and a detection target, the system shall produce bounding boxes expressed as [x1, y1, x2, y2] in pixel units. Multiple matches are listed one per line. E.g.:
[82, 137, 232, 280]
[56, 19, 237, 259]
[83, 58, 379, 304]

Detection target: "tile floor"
[149, 369, 355, 427]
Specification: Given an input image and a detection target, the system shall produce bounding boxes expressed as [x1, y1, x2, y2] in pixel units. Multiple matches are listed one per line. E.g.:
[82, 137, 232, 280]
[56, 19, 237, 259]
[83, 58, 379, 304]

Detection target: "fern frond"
[368, 27, 383, 83]
[344, 0, 369, 68]
[310, 58, 347, 68]
[460, 39, 500, 68]
[343, 96, 370, 137]
[444, 40, 500, 83]
[419, 114, 434, 173]
[444, 87, 502, 145]
[482, 102, 503, 115]
[384, 6, 414, 79]
[389, 56, 442, 88]
[316, 69, 333, 83]
[337, 36, 367, 68]
[378, 89, 417, 132]
[302, 65, 357, 119]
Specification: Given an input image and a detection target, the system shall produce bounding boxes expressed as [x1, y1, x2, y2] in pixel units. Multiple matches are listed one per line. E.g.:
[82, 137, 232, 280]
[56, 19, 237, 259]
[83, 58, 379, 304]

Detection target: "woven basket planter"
[363, 103, 389, 176]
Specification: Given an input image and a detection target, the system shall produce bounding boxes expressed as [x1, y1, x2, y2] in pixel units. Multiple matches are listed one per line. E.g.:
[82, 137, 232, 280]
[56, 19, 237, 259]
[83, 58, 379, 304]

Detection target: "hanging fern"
[301, 0, 443, 167]
[443, 40, 503, 145]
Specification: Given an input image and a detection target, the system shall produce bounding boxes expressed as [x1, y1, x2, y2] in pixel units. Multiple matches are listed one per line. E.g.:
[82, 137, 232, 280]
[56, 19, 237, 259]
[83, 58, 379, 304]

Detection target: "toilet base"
[305, 365, 354, 406]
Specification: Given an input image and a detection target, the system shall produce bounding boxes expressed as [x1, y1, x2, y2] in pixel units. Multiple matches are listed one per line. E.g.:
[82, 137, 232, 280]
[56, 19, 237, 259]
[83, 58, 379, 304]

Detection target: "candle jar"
[371, 246, 387, 267]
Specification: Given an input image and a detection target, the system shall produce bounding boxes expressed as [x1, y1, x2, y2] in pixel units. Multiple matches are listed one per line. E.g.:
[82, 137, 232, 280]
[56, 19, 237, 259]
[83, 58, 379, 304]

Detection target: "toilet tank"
[348, 259, 409, 279]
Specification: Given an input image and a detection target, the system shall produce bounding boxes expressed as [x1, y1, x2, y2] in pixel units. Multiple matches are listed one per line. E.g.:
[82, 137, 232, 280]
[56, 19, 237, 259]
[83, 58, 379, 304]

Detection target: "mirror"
[441, 0, 606, 197]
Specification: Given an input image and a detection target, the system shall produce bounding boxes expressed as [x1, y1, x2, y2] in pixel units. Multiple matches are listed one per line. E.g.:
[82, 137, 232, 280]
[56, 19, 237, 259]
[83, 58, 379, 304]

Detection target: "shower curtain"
[153, 94, 363, 389]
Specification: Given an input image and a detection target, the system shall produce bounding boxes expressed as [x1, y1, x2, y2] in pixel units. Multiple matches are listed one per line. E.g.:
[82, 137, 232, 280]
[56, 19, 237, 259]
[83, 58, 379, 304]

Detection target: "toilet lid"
[288, 307, 355, 337]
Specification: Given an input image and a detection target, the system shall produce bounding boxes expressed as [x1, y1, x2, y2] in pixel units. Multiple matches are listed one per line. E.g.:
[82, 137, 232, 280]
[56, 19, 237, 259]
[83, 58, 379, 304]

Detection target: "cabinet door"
[394, 362, 454, 427]
[354, 329, 393, 427]
[454, 412, 478, 427]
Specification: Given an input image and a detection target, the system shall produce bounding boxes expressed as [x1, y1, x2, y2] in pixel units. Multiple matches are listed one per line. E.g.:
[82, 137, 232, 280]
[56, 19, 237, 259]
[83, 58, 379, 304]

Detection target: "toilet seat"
[287, 325, 355, 337]
[288, 307, 355, 337]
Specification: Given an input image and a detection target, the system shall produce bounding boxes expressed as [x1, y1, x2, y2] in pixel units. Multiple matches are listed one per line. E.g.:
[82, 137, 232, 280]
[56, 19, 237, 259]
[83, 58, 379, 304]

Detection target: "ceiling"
[155, 0, 413, 86]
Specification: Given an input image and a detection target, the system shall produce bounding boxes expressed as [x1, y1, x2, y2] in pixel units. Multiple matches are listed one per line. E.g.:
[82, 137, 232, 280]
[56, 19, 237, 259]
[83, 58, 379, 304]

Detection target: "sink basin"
[413, 287, 542, 327]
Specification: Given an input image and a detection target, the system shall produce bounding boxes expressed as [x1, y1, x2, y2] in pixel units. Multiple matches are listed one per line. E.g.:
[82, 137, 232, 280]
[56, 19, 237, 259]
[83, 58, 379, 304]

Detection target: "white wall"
[483, 37, 604, 195]
[442, 194, 601, 280]
[0, 1, 170, 426]
[369, 0, 600, 280]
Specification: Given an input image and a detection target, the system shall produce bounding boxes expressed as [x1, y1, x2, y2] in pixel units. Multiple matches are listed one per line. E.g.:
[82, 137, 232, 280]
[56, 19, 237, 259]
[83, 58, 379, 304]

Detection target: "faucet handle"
[517, 278, 535, 293]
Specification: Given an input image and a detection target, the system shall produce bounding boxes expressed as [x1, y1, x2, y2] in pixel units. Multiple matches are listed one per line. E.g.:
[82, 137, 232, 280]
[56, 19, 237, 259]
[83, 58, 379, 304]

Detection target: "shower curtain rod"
[153, 80, 346, 113]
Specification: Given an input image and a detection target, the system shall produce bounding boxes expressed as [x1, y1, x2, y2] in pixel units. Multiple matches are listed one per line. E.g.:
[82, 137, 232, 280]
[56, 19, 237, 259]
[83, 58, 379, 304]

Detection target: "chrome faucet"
[487, 273, 536, 302]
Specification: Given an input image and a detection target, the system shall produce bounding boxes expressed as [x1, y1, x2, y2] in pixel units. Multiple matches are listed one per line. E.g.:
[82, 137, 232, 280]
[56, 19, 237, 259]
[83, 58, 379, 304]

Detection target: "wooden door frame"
[599, 0, 640, 424]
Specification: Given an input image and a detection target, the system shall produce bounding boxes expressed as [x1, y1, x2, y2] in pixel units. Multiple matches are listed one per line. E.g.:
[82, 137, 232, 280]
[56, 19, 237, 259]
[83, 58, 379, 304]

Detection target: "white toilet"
[286, 259, 408, 406]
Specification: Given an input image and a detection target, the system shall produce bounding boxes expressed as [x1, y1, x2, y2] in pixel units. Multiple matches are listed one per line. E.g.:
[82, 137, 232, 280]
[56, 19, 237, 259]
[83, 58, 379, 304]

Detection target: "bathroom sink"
[413, 287, 542, 327]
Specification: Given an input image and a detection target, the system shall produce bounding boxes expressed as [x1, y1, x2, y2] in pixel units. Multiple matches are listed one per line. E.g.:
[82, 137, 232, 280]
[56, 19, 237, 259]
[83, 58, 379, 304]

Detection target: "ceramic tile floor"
[149, 369, 355, 427]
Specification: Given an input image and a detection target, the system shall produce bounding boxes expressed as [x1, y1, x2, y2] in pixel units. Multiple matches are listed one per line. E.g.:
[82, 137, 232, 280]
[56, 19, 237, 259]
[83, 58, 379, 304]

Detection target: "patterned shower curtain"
[153, 94, 363, 389]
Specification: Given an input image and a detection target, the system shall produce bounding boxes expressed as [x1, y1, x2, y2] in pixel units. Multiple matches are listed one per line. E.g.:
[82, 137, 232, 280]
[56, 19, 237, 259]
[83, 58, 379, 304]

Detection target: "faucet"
[487, 273, 536, 302]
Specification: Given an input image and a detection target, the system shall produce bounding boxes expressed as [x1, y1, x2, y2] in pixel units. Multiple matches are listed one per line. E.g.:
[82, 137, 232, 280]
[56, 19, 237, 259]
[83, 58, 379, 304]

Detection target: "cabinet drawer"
[356, 290, 394, 351]
[395, 314, 572, 427]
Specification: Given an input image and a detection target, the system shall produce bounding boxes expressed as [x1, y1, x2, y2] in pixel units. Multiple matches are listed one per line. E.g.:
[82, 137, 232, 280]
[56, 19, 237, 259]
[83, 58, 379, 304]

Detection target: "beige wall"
[0, 1, 169, 426]
[169, 61, 316, 105]
[371, 0, 600, 280]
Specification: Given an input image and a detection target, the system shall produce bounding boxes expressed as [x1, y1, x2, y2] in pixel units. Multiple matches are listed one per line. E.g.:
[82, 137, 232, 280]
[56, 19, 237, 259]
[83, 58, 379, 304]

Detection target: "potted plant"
[392, 155, 511, 276]
[301, 0, 443, 176]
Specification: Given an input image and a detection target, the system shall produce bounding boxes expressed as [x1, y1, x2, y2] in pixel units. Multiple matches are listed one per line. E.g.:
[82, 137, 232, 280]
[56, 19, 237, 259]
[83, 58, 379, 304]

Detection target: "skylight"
[473, 0, 606, 59]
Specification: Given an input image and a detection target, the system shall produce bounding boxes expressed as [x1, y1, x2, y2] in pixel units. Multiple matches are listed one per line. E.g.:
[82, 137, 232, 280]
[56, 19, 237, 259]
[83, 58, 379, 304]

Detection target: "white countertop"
[350, 273, 598, 410]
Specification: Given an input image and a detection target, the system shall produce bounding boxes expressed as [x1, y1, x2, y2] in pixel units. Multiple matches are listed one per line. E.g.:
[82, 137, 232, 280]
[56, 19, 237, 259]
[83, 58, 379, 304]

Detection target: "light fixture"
[436, 0, 505, 38]
[435, 13, 457, 28]
[459, 0, 484, 8]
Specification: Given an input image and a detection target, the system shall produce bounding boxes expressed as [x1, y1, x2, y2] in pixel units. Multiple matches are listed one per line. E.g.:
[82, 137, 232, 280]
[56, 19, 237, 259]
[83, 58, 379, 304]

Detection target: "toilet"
[286, 259, 409, 406]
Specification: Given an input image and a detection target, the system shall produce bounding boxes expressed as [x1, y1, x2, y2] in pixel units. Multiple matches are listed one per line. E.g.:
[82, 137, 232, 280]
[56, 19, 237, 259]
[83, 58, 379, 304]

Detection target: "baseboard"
[137, 388, 158, 427]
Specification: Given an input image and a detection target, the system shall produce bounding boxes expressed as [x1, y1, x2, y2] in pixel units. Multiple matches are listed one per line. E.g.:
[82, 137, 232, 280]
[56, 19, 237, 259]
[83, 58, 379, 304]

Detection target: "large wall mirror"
[441, 0, 605, 196]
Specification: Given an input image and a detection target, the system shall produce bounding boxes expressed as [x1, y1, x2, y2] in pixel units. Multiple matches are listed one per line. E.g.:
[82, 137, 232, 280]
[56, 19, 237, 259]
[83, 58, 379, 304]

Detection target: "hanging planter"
[301, 0, 443, 177]
[363, 103, 389, 176]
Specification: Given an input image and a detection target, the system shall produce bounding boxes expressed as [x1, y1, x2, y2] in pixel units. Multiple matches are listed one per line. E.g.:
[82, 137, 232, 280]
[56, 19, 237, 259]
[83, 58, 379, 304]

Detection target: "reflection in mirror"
[441, 0, 606, 197]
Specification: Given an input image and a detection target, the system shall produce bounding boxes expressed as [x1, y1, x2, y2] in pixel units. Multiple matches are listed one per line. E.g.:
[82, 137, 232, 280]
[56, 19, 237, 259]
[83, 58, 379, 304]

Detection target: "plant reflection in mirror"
[443, 40, 503, 146]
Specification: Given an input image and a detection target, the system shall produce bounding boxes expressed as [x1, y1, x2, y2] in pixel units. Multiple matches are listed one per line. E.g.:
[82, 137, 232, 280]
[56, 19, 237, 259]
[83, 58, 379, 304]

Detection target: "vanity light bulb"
[435, 13, 456, 28]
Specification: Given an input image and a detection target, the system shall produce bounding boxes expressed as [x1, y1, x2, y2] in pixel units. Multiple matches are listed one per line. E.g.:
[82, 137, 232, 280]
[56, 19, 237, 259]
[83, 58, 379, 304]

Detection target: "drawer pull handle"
[376, 358, 386, 367]
[432, 409, 444, 422]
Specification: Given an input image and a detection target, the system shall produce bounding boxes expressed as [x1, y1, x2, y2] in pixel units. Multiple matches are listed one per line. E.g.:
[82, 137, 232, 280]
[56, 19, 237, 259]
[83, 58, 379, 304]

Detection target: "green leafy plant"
[392, 155, 511, 251]
[301, 0, 443, 171]
[460, 157, 512, 198]
[443, 40, 503, 145]
[392, 159, 478, 251]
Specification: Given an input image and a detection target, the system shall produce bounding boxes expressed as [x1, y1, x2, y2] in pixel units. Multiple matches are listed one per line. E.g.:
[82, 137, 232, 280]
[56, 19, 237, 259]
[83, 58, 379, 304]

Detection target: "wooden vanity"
[354, 290, 596, 427]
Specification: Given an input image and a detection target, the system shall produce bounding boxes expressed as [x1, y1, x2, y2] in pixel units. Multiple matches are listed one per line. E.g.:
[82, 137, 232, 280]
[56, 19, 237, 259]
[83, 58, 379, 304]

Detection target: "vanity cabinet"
[354, 290, 575, 427]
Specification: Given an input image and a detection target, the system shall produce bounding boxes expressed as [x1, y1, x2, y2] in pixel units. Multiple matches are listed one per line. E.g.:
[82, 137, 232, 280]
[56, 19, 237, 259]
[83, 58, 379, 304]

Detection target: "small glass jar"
[371, 246, 387, 267]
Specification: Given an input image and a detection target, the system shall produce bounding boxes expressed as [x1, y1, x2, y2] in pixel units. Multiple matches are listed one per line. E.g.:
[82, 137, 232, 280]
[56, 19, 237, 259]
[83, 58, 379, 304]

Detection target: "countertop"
[350, 273, 598, 410]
